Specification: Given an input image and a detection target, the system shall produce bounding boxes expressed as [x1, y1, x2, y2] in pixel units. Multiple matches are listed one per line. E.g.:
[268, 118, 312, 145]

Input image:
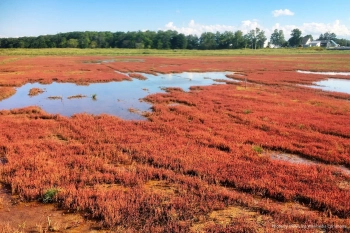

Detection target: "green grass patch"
[42, 188, 59, 203]
[252, 145, 263, 154]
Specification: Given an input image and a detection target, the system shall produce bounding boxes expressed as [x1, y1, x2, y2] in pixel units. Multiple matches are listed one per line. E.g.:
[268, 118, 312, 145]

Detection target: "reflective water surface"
[296, 70, 350, 94]
[0, 72, 235, 120]
[296, 70, 350, 76]
[311, 78, 350, 94]
[297, 70, 350, 94]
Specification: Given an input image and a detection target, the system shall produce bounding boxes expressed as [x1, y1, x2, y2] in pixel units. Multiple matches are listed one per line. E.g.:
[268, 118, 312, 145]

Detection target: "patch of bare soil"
[0, 184, 95, 233]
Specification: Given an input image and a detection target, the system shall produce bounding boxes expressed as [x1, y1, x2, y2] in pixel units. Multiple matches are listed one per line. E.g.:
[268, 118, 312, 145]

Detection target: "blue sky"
[1, 0, 350, 40]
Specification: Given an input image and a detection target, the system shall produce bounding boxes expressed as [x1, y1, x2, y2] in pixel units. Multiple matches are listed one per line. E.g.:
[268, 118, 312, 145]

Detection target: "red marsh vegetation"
[0, 87, 15, 101]
[28, 88, 45, 96]
[0, 54, 350, 232]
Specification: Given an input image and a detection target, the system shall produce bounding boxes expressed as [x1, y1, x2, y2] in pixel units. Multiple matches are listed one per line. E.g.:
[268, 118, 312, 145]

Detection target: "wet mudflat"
[0, 184, 92, 232]
[269, 151, 350, 175]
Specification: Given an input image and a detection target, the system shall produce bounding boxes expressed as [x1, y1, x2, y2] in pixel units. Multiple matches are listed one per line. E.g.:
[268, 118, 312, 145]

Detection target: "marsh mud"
[269, 151, 350, 175]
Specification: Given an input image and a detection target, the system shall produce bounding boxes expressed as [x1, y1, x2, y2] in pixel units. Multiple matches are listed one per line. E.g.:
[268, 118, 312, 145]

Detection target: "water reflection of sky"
[0, 72, 235, 120]
[297, 70, 350, 76]
[312, 78, 350, 94]
[296, 70, 350, 94]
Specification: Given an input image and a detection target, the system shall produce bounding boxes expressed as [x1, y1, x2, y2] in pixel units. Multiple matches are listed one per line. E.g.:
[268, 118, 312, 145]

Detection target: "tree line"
[269, 29, 349, 47]
[0, 29, 349, 49]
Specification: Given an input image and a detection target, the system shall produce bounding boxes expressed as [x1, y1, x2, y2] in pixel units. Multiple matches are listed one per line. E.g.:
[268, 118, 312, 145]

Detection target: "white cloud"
[0, 35, 20, 38]
[271, 23, 296, 34]
[272, 9, 294, 17]
[302, 20, 350, 37]
[239, 20, 262, 33]
[189, 20, 195, 27]
[272, 20, 350, 39]
[163, 19, 264, 36]
[163, 20, 235, 35]
[162, 19, 350, 40]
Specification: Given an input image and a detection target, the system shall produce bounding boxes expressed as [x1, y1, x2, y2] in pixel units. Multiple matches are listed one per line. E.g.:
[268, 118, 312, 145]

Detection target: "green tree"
[216, 31, 235, 49]
[142, 30, 156, 49]
[245, 30, 256, 49]
[245, 28, 265, 49]
[79, 35, 91, 48]
[15, 40, 25, 48]
[171, 33, 187, 49]
[59, 37, 67, 48]
[199, 32, 217, 49]
[153, 30, 174, 49]
[288, 28, 302, 47]
[319, 32, 336, 40]
[96, 33, 107, 48]
[233, 30, 244, 49]
[66, 39, 79, 48]
[333, 38, 350, 46]
[243, 34, 250, 48]
[270, 29, 285, 47]
[90, 41, 97, 48]
[256, 29, 267, 48]
[186, 35, 199, 49]
[30, 36, 47, 48]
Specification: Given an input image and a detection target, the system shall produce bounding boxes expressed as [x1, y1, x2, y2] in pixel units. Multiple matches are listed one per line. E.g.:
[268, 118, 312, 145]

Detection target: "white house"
[309, 41, 321, 47]
[302, 37, 312, 47]
[308, 40, 339, 48]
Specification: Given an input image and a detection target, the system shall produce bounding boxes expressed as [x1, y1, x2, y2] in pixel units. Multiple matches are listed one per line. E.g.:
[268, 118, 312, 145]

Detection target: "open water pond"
[296, 70, 350, 76]
[296, 70, 350, 94]
[310, 78, 350, 94]
[0, 72, 235, 120]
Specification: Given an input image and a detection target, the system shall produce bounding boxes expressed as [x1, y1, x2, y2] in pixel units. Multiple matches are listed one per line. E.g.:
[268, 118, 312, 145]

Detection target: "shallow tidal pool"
[0, 72, 235, 120]
[311, 78, 350, 94]
[296, 70, 350, 94]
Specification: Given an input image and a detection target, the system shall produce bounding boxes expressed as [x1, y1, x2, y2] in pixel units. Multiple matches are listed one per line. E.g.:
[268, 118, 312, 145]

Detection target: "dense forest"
[0, 29, 349, 49]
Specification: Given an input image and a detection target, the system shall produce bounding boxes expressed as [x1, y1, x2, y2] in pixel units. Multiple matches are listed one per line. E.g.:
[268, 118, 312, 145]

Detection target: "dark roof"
[316, 40, 330, 43]
[301, 37, 311, 44]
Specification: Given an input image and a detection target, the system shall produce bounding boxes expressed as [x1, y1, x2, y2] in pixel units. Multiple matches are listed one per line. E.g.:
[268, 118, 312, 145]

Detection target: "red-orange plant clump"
[0, 54, 350, 232]
[0, 87, 16, 100]
[28, 87, 45, 96]
[129, 73, 148, 80]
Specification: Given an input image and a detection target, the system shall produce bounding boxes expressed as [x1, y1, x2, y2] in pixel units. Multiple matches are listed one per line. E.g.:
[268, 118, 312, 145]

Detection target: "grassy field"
[1, 47, 350, 56]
